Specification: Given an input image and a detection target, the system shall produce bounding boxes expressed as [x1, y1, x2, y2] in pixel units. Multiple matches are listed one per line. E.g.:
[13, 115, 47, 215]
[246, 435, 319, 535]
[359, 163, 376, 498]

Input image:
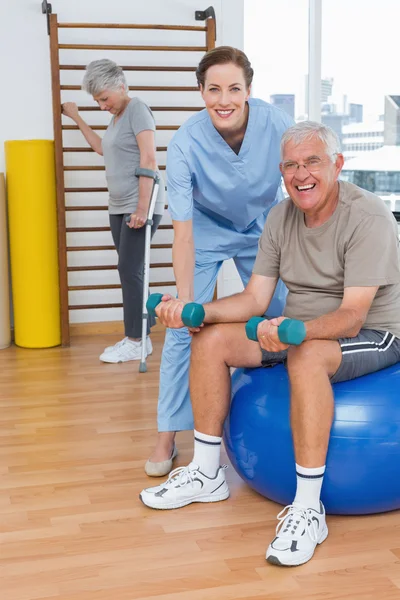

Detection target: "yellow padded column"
[5, 140, 61, 348]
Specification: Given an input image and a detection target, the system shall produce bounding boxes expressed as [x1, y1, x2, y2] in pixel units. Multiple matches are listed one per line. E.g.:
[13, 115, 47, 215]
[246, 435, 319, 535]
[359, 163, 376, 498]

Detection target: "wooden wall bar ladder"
[43, 4, 216, 346]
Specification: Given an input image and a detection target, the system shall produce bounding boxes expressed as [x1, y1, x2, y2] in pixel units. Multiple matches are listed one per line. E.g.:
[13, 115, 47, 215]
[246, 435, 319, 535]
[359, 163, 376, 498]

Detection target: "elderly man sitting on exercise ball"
[140, 121, 400, 567]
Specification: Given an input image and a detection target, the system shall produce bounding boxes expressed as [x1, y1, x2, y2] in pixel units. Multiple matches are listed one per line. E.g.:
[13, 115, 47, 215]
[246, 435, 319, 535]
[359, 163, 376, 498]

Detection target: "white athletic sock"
[293, 463, 326, 511]
[192, 429, 222, 478]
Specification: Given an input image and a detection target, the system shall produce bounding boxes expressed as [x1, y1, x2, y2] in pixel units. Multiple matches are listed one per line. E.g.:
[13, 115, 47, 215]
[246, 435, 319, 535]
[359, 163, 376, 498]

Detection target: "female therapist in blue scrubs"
[145, 46, 293, 476]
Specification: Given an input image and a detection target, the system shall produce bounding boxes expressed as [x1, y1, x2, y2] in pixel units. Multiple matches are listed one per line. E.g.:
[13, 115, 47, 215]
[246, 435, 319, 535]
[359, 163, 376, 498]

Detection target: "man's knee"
[191, 324, 231, 360]
[287, 339, 339, 373]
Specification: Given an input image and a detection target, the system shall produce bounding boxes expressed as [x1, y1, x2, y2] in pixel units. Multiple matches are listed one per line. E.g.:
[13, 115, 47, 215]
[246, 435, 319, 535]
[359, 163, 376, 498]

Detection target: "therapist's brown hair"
[196, 46, 254, 89]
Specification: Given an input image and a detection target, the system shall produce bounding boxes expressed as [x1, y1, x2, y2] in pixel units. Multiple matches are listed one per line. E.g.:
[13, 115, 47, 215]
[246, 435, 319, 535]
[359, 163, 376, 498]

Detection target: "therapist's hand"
[257, 316, 289, 353]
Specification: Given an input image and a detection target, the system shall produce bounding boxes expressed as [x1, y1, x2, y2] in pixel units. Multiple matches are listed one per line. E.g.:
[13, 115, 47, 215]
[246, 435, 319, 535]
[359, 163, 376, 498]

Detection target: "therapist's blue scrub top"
[166, 98, 293, 251]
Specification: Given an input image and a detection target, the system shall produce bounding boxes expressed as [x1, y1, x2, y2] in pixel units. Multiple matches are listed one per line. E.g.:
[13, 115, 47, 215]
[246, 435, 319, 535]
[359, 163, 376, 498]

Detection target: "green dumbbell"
[146, 293, 205, 328]
[245, 316, 306, 346]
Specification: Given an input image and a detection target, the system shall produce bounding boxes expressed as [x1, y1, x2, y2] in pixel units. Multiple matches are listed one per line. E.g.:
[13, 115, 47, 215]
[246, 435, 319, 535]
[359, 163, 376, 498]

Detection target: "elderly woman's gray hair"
[280, 121, 341, 161]
[82, 59, 128, 96]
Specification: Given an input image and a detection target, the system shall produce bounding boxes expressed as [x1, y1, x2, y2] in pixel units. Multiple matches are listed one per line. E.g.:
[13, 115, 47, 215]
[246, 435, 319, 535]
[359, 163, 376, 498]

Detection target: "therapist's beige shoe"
[145, 445, 178, 477]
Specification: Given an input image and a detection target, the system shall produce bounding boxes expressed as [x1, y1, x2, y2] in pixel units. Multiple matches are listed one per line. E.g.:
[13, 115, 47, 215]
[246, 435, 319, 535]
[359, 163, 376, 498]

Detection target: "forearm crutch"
[126, 167, 160, 373]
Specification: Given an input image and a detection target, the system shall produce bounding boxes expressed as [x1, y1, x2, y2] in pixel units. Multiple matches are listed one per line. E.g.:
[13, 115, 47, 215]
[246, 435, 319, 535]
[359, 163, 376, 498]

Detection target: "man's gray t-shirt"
[253, 180, 400, 338]
[102, 97, 165, 216]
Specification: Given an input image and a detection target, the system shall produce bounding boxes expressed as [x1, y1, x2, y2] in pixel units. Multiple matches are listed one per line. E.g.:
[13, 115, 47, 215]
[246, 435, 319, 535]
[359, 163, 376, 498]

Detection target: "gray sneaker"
[140, 463, 230, 510]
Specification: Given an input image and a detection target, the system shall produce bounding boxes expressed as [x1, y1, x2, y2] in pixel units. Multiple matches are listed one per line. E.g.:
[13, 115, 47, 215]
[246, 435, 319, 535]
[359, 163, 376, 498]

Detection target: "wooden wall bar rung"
[59, 44, 207, 52]
[67, 246, 115, 251]
[60, 65, 197, 72]
[65, 187, 108, 192]
[70, 285, 121, 291]
[69, 280, 175, 301]
[63, 147, 94, 152]
[67, 226, 109, 232]
[66, 205, 107, 210]
[68, 262, 172, 272]
[154, 107, 203, 112]
[64, 166, 105, 171]
[66, 243, 172, 251]
[76, 106, 203, 111]
[66, 224, 173, 232]
[61, 85, 198, 91]
[63, 146, 168, 152]
[65, 189, 167, 196]
[149, 243, 173, 250]
[64, 165, 166, 171]
[63, 126, 103, 131]
[65, 203, 168, 210]
[62, 125, 179, 131]
[58, 23, 207, 31]
[69, 302, 125, 309]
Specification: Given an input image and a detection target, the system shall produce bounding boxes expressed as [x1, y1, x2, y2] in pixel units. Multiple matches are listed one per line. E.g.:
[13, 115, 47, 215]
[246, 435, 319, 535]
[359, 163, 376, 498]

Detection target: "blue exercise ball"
[223, 363, 400, 515]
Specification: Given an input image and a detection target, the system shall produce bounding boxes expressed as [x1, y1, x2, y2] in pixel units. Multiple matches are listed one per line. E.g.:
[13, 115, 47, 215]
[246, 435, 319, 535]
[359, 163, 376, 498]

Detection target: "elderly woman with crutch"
[62, 59, 164, 366]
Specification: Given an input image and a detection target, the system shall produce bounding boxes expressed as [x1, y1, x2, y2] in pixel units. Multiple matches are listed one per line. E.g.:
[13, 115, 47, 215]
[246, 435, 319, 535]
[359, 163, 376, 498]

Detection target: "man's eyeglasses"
[281, 156, 336, 175]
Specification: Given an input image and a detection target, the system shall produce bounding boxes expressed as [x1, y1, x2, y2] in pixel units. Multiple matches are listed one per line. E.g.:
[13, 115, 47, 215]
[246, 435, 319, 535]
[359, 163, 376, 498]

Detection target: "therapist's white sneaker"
[140, 463, 230, 510]
[266, 502, 328, 566]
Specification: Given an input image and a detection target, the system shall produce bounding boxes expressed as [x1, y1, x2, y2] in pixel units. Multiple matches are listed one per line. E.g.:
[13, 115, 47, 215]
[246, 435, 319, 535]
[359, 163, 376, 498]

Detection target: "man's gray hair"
[82, 59, 128, 96]
[280, 121, 341, 161]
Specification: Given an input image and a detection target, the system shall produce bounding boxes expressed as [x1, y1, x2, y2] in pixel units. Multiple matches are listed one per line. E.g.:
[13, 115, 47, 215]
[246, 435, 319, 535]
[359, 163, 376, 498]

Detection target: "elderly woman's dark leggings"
[109, 213, 163, 339]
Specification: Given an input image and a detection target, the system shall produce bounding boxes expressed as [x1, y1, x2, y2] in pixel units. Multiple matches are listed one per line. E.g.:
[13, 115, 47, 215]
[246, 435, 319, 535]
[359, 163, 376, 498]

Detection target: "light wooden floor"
[1, 331, 400, 600]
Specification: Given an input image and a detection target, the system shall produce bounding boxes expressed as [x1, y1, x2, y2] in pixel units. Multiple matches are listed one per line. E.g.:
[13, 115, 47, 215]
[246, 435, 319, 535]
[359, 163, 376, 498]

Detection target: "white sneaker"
[140, 463, 230, 510]
[266, 502, 328, 566]
[99, 337, 152, 363]
[103, 336, 153, 355]
[103, 337, 129, 354]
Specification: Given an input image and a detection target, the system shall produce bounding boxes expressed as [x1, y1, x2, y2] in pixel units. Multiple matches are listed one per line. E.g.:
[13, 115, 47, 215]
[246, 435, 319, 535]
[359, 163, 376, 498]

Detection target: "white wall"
[0, 0, 244, 172]
[0, 1, 53, 173]
[0, 0, 244, 323]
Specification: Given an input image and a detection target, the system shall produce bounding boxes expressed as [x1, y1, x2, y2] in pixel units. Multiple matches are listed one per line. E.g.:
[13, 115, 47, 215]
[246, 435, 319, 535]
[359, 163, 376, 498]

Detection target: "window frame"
[308, 0, 399, 223]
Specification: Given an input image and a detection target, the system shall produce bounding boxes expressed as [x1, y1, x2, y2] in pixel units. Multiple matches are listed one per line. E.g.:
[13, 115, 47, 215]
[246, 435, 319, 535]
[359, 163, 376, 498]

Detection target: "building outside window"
[245, 0, 400, 232]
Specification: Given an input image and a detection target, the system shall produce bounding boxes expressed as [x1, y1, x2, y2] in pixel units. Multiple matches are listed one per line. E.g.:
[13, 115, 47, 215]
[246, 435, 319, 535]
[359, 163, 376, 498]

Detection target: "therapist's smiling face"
[200, 63, 250, 133]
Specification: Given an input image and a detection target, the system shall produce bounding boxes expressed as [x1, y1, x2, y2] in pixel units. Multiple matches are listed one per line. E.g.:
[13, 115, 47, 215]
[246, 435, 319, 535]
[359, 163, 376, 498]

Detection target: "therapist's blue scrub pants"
[157, 244, 287, 432]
